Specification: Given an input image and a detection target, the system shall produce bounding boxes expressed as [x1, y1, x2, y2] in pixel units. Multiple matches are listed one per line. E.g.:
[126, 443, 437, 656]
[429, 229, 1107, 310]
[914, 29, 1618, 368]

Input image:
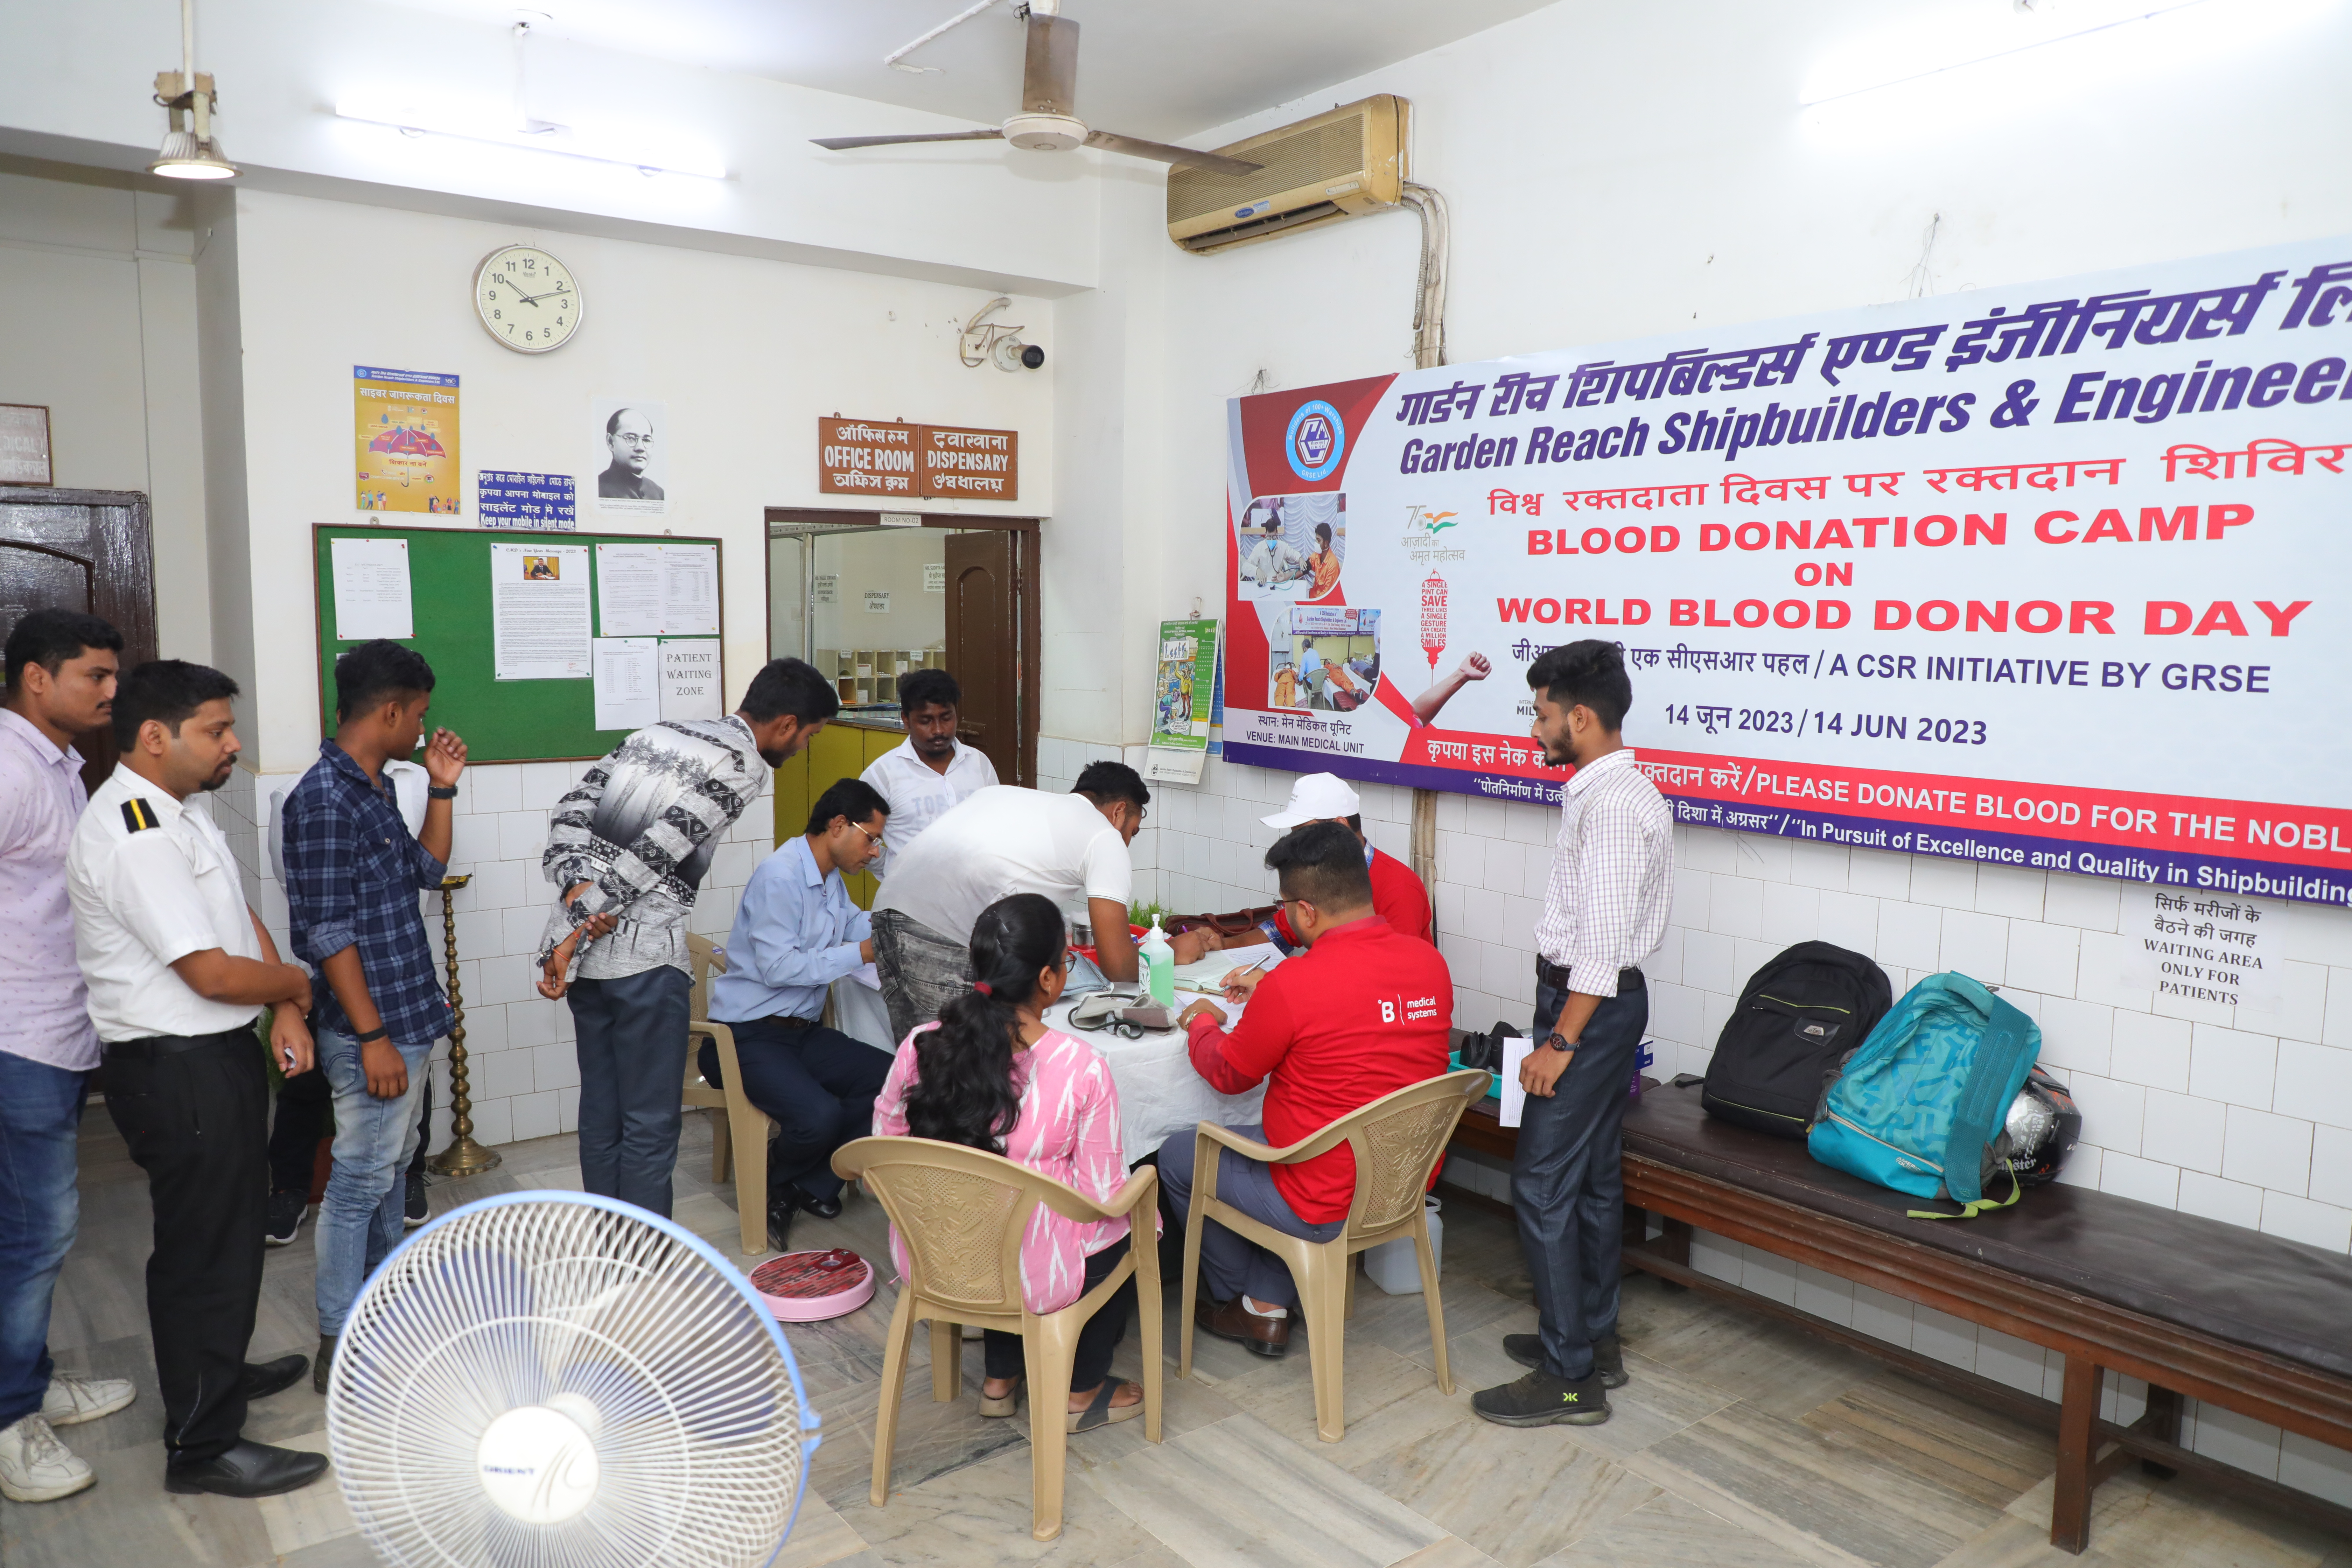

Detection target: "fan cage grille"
[328, 1196, 807, 1568]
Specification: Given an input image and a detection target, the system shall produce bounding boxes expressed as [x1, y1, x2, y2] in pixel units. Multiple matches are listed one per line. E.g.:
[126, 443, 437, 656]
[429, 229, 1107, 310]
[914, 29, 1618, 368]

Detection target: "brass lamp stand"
[427, 874, 501, 1178]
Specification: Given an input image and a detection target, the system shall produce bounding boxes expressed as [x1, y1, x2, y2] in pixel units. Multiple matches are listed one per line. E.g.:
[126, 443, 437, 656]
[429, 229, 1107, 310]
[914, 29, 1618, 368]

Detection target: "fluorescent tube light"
[333, 90, 726, 178]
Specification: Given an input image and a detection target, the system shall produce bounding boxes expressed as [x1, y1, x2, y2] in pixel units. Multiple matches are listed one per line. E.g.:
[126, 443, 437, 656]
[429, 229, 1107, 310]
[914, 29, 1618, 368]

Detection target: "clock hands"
[507, 280, 572, 307]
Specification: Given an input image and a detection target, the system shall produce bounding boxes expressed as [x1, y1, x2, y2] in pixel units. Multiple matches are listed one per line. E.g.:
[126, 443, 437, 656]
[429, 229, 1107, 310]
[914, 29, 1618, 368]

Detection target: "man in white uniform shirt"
[859, 667, 996, 877]
[869, 762, 1147, 1041]
[69, 661, 325, 1498]
[1474, 639, 1671, 1432]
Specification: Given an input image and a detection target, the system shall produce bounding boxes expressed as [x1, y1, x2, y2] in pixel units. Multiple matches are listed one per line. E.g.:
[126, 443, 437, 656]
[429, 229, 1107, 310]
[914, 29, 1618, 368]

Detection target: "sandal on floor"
[979, 1376, 1023, 1418]
[1066, 1380, 1143, 1433]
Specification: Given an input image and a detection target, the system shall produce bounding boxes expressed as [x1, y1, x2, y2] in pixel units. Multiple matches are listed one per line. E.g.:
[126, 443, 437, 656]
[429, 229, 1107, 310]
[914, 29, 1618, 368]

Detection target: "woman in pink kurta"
[870, 892, 1148, 1431]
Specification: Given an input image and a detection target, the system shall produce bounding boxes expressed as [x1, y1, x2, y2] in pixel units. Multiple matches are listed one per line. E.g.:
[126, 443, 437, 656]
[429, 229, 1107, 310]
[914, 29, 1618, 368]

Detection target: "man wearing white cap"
[1171, 772, 1432, 959]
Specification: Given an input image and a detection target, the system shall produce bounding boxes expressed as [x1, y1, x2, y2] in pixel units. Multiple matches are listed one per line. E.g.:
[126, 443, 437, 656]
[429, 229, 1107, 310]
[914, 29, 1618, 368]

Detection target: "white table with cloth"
[826, 950, 1275, 1165]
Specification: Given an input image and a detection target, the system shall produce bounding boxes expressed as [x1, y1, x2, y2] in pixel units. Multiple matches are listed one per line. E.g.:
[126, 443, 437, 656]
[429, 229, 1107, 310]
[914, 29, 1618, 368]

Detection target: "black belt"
[1534, 958, 1644, 991]
[765, 1016, 819, 1030]
[104, 1027, 251, 1060]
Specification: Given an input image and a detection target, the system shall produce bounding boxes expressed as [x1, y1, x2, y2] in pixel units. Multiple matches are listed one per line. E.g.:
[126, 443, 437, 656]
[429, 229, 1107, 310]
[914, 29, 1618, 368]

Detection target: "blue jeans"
[1515, 968, 1647, 1381]
[0, 1052, 88, 1428]
[314, 1027, 429, 1338]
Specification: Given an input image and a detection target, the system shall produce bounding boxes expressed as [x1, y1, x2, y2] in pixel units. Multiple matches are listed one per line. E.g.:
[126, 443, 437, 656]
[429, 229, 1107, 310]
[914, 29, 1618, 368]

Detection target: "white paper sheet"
[659, 639, 722, 722]
[1170, 941, 1283, 990]
[330, 537, 414, 640]
[592, 637, 659, 730]
[660, 543, 720, 635]
[490, 543, 591, 680]
[847, 960, 882, 991]
[1497, 1035, 1535, 1128]
[595, 542, 663, 636]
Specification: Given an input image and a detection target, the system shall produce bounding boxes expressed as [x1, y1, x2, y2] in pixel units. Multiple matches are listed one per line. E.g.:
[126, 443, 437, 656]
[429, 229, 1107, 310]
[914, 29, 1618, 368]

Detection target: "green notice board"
[311, 524, 727, 764]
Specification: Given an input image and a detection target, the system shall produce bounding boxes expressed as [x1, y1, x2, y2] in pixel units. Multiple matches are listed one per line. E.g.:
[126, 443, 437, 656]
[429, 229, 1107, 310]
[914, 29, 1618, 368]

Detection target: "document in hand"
[1497, 1035, 1535, 1129]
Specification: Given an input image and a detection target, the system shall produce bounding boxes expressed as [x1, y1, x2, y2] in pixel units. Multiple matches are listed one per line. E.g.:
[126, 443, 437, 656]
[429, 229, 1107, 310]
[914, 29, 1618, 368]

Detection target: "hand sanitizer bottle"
[1140, 916, 1176, 1008]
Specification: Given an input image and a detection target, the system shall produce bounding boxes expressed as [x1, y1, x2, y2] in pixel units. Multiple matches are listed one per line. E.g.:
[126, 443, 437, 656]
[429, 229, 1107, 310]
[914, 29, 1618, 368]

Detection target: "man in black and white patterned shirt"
[1475, 639, 1672, 1430]
[535, 659, 836, 1217]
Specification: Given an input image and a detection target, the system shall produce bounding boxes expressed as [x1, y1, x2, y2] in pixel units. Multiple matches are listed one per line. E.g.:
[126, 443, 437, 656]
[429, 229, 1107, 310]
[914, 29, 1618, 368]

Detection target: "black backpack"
[1702, 941, 1893, 1139]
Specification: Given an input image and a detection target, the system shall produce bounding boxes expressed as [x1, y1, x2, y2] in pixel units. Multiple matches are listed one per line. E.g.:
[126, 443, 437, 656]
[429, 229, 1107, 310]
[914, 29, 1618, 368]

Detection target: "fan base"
[1003, 113, 1085, 153]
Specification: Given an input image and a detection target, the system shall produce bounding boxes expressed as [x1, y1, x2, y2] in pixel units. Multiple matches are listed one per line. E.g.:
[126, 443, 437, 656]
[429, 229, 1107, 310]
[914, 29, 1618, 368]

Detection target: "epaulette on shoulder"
[121, 798, 163, 833]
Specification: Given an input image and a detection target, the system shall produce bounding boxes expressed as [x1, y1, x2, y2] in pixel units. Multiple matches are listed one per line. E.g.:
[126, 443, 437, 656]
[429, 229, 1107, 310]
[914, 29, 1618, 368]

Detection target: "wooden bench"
[1444, 1081, 2352, 1553]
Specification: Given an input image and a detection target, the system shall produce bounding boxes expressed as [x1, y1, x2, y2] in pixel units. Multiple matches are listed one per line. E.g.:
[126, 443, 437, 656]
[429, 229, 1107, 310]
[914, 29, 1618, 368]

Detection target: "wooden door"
[944, 529, 1020, 786]
[0, 488, 156, 793]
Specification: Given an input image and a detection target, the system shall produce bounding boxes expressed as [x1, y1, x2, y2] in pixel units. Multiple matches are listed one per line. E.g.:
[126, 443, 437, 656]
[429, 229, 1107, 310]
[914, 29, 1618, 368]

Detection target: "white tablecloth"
[1042, 999, 1266, 1167]
[826, 980, 1264, 1166]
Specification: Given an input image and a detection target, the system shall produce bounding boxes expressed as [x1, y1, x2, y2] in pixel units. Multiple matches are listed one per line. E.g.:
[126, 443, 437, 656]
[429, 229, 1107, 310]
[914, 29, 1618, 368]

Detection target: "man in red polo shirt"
[1157, 822, 1452, 1357]
[1169, 772, 1432, 964]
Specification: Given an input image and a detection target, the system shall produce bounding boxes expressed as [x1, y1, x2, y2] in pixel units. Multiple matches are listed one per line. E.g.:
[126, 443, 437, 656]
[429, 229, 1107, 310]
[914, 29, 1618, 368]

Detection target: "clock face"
[473, 245, 582, 353]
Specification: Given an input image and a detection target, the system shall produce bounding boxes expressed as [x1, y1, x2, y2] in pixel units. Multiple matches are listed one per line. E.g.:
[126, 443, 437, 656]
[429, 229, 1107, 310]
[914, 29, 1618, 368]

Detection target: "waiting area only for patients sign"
[1221, 234, 2352, 907]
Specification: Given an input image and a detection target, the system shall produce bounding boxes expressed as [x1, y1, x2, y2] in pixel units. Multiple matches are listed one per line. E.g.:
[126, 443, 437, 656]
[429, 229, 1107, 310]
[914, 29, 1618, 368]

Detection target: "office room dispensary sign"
[1222, 235, 2352, 907]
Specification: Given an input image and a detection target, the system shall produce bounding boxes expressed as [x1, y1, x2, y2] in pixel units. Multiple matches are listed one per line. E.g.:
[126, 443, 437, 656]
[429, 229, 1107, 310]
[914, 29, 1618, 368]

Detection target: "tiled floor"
[10, 1107, 2347, 1568]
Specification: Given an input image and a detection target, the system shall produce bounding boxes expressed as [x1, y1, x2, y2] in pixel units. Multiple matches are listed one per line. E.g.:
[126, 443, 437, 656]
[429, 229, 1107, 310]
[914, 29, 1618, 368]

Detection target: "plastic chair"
[682, 933, 773, 1256]
[1177, 1068, 1492, 1442]
[832, 1135, 1162, 1541]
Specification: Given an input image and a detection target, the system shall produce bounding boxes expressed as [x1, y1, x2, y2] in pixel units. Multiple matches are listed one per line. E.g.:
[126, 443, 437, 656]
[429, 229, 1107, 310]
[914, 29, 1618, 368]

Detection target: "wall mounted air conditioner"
[1166, 95, 1407, 255]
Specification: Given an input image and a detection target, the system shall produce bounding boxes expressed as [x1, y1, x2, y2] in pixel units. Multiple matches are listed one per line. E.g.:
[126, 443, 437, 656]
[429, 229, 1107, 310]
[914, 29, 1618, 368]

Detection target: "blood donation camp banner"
[1224, 236, 2352, 908]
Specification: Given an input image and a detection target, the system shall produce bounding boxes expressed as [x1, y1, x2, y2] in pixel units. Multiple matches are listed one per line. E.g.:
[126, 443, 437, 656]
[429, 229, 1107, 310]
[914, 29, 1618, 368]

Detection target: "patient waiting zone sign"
[1222, 234, 2352, 906]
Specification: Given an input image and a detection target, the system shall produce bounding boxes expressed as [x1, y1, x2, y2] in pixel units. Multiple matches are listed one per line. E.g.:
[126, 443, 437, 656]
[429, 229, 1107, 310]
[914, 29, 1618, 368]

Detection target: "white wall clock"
[473, 244, 582, 353]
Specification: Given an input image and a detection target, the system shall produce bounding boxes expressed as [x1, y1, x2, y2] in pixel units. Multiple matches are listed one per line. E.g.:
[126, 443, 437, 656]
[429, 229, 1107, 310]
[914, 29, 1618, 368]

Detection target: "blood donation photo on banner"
[1223, 234, 2352, 907]
[1236, 492, 1346, 602]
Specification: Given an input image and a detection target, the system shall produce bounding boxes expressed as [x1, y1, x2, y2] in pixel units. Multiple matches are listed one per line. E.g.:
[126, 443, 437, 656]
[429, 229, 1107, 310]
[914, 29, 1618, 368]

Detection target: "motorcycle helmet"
[2001, 1066, 2081, 1186]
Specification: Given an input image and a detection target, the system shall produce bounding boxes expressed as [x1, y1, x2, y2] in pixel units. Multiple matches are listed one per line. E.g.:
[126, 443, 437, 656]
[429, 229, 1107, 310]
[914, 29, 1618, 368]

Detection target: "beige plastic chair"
[682, 933, 774, 1256]
[1178, 1068, 1492, 1442]
[832, 1135, 1163, 1542]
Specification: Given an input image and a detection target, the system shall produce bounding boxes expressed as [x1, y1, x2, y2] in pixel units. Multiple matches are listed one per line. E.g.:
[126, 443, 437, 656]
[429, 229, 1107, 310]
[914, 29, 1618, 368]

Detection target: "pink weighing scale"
[749, 1248, 876, 1322]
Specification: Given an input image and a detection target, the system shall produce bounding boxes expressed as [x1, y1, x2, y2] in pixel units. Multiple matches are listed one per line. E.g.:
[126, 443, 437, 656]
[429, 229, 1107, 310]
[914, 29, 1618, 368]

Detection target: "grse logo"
[1286, 400, 1344, 481]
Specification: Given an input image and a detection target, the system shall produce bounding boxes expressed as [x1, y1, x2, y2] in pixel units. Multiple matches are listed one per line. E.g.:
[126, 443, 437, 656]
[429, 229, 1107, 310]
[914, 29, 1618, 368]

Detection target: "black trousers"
[269, 1066, 432, 1195]
[103, 1028, 268, 1464]
[1514, 968, 1647, 1382]
[698, 1019, 889, 1204]
[981, 1236, 1135, 1395]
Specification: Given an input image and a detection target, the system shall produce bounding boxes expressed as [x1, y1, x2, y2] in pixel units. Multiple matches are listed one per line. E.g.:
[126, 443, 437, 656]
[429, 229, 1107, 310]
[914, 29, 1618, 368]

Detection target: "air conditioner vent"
[1165, 96, 1407, 255]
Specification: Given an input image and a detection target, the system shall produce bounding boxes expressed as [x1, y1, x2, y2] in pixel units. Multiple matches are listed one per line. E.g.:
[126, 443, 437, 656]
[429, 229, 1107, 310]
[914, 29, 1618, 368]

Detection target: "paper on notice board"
[592, 637, 660, 729]
[596, 542, 663, 636]
[490, 543, 591, 680]
[1497, 1035, 1535, 1128]
[330, 537, 414, 640]
[661, 543, 720, 635]
[659, 639, 722, 722]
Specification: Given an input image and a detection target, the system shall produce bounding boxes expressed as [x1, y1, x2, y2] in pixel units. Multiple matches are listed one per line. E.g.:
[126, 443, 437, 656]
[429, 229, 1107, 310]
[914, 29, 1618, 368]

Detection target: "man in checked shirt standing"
[282, 641, 468, 1394]
[1474, 640, 1672, 1429]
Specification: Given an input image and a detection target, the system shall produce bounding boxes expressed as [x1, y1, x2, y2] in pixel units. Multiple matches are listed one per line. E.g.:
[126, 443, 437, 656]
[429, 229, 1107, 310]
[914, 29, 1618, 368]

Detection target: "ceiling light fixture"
[150, 0, 237, 180]
[332, 89, 726, 178]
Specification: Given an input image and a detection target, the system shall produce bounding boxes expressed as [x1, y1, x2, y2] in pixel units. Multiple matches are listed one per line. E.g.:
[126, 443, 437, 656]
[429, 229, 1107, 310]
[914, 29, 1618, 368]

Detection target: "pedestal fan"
[326, 1192, 818, 1568]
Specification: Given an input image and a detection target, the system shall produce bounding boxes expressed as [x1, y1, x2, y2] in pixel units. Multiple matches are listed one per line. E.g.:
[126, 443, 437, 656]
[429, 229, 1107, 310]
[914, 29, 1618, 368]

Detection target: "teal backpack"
[1806, 972, 2041, 1219]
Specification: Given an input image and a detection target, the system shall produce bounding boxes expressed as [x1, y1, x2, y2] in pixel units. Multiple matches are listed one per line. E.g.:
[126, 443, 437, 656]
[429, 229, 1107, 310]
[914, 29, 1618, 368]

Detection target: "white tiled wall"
[1098, 737, 2352, 1508]
[216, 759, 769, 1156]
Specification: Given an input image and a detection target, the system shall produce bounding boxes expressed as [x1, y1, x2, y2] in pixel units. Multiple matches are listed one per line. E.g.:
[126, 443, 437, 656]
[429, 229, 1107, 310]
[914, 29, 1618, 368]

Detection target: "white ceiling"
[391, 0, 1567, 142]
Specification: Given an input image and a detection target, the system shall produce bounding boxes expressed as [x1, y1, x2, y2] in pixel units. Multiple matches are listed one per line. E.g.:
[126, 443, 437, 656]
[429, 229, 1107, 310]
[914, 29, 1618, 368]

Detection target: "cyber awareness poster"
[355, 366, 461, 514]
[1224, 235, 2352, 907]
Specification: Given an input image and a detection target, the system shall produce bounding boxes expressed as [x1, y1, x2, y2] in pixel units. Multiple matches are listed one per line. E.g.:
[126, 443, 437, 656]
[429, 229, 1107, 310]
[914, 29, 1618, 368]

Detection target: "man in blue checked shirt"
[280, 640, 467, 1395]
[705, 776, 891, 1250]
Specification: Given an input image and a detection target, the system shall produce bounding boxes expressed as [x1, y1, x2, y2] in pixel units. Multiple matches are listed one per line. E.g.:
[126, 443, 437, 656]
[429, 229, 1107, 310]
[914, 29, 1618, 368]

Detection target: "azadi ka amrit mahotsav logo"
[1286, 400, 1344, 481]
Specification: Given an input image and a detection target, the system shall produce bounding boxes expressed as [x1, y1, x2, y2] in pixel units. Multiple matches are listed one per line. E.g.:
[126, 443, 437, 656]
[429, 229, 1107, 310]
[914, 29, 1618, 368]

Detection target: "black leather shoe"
[312, 1334, 336, 1395]
[239, 1355, 309, 1402]
[794, 1187, 844, 1222]
[165, 1440, 330, 1498]
[765, 1197, 796, 1252]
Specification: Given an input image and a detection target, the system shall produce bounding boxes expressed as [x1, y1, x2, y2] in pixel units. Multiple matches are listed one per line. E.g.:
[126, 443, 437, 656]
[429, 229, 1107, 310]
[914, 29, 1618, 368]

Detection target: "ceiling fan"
[811, 0, 1262, 178]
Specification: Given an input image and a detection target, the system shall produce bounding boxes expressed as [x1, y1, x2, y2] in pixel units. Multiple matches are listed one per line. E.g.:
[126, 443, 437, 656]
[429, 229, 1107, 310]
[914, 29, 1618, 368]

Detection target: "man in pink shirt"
[0, 610, 133, 1502]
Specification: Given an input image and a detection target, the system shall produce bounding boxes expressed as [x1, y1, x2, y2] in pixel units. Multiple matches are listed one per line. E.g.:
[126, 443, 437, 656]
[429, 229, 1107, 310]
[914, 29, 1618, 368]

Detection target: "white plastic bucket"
[1362, 1196, 1443, 1295]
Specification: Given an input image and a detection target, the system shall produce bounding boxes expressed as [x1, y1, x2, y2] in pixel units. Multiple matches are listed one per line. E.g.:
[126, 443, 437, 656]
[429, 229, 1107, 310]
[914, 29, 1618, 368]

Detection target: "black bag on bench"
[1702, 941, 1891, 1139]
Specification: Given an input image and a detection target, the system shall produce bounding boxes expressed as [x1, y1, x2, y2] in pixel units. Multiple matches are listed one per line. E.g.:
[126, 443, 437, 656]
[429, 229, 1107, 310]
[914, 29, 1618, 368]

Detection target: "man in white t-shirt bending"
[869, 762, 1146, 1041]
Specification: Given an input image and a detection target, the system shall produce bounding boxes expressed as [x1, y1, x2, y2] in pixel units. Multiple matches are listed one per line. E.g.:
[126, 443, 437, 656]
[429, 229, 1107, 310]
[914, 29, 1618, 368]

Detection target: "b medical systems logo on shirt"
[1286, 400, 1344, 481]
[1376, 993, 1443, 1024]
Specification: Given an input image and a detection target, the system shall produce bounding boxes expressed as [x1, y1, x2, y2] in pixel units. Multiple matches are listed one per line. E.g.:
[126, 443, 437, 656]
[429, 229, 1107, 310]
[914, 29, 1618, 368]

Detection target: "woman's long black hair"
[902, 892, 1066, 1153]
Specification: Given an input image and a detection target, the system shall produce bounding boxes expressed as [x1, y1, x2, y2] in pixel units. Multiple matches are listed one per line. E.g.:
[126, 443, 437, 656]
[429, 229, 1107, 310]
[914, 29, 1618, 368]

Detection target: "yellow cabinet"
[770, 721, 903, 910]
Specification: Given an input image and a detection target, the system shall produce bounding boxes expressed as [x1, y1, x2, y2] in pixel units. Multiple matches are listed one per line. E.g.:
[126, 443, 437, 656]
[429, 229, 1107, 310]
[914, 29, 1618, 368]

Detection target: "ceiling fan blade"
[1022, 13, 1081, 116]
[811, 130, 1007, 150]
[1082, 130, 1261, 178]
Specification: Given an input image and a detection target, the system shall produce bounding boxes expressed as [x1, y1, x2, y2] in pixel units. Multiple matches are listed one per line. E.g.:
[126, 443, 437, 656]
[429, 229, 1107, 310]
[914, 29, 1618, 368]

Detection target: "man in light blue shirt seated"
[706, 777, 891, 1250]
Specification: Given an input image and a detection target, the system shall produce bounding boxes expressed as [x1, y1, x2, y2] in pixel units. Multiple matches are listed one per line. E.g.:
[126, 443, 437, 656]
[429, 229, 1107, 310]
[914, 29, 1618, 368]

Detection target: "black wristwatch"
[427, 784, 458, 799]
[1542, 1031, 1576, 1053]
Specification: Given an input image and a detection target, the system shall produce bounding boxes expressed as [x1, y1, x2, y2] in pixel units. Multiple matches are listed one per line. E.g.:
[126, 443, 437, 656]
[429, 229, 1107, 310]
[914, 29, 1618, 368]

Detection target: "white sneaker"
[42, 1374, 135, 1427]
[0, 1414, 94, 1502]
